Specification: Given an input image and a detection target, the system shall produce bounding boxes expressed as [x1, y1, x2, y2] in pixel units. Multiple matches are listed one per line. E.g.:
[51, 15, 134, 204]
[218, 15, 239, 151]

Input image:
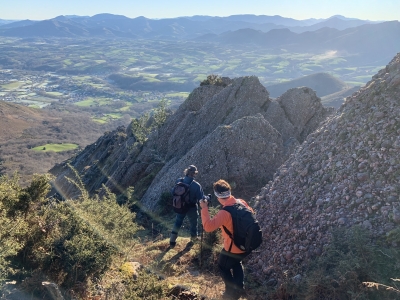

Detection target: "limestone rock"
[50, 76, 331, 211]
[248, 53, 400, 283]
[141, 114, 284, 210]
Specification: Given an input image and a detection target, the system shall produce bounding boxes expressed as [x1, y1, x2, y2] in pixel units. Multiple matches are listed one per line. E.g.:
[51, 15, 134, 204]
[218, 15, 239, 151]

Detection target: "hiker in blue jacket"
[169, 165, 204, 248]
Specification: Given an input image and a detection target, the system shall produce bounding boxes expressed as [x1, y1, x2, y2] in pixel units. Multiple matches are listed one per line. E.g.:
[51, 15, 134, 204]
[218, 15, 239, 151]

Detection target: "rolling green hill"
[266, 72, 348, 98]
[321, 85, 361, 108]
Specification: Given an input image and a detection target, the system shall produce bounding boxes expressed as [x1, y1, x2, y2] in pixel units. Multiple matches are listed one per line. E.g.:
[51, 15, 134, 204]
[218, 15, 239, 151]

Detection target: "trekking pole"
[200, 219, 204, 268]
[200, 194, 211, 268]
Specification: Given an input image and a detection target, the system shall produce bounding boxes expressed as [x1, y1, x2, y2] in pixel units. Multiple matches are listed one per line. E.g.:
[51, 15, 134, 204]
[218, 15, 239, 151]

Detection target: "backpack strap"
[178, 178, 193, 203]
[222, 225, 234, 252]
[222, 205, 236, 252]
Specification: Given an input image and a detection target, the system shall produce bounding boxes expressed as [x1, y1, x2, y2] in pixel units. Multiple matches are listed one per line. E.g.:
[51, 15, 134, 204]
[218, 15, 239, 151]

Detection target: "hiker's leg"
[231, 253, 248, 296]
[218, 249, 236, 291]
[186, 206, 198, 238]
[170, 213, 186, 244]
[231, 260, 244, 289]
[172, 212, 186, 234]
[219, 250, 247, 291]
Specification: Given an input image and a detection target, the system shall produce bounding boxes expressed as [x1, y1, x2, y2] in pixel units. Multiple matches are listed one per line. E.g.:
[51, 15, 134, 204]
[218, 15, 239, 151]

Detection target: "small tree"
[200, 74, 226, 87]
[152, 98, 168, 129]
[130, 99, 169, 145]
[130, 112, 151, 144]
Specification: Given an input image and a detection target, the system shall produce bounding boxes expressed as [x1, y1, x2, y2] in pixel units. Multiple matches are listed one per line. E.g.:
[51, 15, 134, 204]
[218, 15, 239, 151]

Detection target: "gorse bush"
[0, 171, 143, 296]
[0, 174, 29, 284]
[68, 188, 142, 249]
[0, 173, 51, 285]
[27, 200, 118, 289]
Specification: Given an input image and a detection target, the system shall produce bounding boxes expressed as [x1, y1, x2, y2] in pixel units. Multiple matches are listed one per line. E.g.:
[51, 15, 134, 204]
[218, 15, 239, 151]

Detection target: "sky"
[0, 0, 399, 21]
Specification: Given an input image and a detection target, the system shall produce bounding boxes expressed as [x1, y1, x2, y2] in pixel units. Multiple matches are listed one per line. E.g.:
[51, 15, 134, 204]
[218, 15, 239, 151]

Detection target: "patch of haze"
[312, 50, 338, 60]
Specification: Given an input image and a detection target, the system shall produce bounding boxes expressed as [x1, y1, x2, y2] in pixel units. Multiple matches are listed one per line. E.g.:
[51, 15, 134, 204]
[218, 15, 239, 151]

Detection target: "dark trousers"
[171, 206, 198, 238]
[218, 248, 248, 291]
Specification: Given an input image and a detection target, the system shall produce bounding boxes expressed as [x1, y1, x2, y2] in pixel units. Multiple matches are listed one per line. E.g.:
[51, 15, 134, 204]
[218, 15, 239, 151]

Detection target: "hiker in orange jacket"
[200, 179, 251, 300]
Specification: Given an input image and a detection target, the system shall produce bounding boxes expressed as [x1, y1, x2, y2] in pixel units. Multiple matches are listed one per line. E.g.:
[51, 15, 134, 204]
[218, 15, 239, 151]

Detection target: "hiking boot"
[169, 232, 178, 248]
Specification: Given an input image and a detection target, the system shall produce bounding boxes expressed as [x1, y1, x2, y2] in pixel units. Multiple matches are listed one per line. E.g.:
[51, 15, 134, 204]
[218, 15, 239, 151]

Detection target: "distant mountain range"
[0, 13, 384, 39]
[0, 13, 398, 67]
[199, 21, 400, 64]
[0, 19, 17, 25]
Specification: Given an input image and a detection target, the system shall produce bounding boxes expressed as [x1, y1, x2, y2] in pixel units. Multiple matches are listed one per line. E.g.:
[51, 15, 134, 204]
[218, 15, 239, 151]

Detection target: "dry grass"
[0, 101, 47, 142]
[95, 236, 250, 299]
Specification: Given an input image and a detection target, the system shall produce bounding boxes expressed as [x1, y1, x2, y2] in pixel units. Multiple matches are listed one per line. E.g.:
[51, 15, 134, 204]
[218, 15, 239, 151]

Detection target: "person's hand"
[199, 199, 208, 209]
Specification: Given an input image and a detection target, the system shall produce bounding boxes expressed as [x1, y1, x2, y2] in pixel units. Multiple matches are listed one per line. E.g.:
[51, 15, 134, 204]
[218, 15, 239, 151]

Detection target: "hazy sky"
[0, 0, 398, 21]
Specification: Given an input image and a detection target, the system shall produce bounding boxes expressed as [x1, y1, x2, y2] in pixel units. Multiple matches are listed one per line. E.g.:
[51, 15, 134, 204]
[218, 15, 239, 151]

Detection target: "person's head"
[213, 179, 231, 202]
[184, 165, 198, 177]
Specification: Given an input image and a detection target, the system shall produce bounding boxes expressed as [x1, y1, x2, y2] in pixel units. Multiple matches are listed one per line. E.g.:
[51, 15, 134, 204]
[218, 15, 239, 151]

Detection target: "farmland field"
[32, 143, 79, 152]
[0, 37, 384, 121]
[0, 36, 388, 185]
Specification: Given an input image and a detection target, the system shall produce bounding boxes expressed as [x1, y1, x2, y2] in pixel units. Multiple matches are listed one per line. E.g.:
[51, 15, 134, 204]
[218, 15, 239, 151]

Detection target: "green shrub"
[0, 170, 148, 296]
[105, 269, 168, 300]
[25, 200, 117, 289]
[70, 188, 142, 249]
[155, 191, 173, 215]
[0, 173, 50, 286]
[200, 74, 226, 87]
[0, 173, 140, 291]
[116, 186, 135, 205]
[122, 270, 168, 300]
[27, 189, 142, 289]
[198, 206, 221, 273]
[130, 98, 169, 145]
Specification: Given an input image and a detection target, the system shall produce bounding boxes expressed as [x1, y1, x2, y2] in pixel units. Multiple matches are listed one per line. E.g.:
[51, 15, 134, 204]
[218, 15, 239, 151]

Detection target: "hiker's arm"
[200, 208, 230, 232]
[196, 184, 204, 203]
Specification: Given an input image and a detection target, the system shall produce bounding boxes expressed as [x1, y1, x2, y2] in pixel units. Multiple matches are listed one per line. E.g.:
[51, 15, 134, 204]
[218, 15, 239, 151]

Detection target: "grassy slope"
[0, 101, 50, 142]
[0, 100, 127, 185]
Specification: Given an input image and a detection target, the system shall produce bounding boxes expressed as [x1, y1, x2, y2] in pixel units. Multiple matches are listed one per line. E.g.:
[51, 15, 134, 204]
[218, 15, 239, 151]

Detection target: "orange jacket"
[201, 196, 252, 254]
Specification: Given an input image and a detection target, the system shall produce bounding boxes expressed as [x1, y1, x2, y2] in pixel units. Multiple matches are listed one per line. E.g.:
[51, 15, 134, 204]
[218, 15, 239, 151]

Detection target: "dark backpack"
[171, 179, 192, 214]
[222, 203, 263, 253]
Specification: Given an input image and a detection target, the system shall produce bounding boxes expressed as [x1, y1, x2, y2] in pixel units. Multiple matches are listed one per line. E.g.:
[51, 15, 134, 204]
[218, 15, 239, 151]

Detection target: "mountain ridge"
[50, 76, 332, 205]
[0, 13, 383, 39]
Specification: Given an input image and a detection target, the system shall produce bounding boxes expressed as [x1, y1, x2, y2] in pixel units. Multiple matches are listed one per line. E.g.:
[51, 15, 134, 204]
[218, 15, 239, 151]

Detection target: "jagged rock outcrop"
[51, 76, 331, 210]
[141, 114, 284, 211]
[51, 126, 134, 199]
[248, 53, 400, 283]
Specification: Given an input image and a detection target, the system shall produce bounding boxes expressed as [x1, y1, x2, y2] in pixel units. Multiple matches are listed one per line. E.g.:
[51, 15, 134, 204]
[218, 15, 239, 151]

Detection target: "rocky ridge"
[249, 52, 400, 283]
[51, 76, 331, 211]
